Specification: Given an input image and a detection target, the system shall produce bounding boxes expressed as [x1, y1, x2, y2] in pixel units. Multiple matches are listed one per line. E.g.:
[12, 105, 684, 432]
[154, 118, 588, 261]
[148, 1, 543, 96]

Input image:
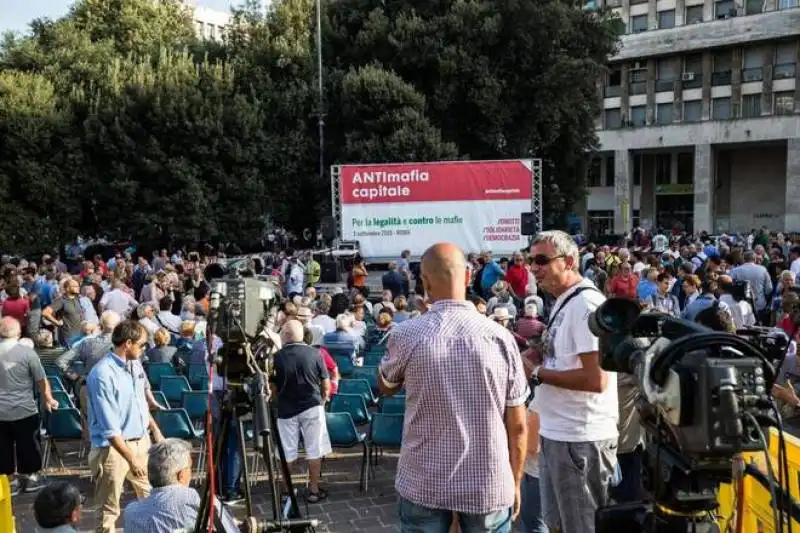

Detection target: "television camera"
[590, 298, 787, 533]
[193, 270, 320, 533]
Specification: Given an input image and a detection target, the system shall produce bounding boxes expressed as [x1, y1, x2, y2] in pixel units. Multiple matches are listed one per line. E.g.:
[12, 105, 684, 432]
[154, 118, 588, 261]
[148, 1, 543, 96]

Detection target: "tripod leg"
[269, 401, 303, 519]
[235, 417, 254, 518]
[261, 428, 281, 520]
[194, 405, 230, 533]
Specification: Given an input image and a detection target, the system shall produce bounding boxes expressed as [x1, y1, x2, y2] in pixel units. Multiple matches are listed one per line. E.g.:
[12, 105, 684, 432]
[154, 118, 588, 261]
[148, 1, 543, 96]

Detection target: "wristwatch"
[530, 365, 542, 387]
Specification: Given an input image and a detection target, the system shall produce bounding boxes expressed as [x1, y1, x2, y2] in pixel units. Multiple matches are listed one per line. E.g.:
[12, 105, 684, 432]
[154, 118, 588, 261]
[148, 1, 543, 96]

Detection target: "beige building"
[575, 0, 800, 236]
[180, 1, 232, 41]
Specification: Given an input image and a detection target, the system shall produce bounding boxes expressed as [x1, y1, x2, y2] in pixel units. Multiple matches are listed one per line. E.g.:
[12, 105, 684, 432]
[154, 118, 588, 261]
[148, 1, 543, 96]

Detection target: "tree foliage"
[0, 0, 620, 253]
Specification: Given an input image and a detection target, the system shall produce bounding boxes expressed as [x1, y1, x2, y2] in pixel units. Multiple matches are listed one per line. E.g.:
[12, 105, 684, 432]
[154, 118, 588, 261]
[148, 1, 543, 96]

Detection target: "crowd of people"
[2, 225, 800, 532]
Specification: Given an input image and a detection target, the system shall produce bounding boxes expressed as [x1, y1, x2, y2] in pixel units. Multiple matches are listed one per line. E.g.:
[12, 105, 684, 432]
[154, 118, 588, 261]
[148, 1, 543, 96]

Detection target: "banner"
[339, 160, 534, 258]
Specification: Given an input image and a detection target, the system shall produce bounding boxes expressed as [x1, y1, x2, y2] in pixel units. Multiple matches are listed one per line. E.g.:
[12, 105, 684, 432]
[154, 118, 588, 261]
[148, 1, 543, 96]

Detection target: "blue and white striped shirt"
[123, 484, 201, 533]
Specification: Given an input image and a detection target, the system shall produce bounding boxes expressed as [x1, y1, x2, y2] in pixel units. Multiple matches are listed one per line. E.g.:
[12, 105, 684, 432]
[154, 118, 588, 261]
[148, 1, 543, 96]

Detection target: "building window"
[712, 97, 732, 119]
[715, 0, 736, 18]
[712, 50, 733, 85]
[605, 108, 622, 129]
[658, 10, 676, 29]
[686, 5, 704, 23]
[587, 158, 602, 187]
[633, 154, 642, 186]
[775, 43, 797, 80]
[775, 92, 795, 115]
[742, 94, 762, 118]
[656, 58, 678, 92]
[630, 14, 648, 33]
[684, 100, 702, 122]
[606, 155, 615, 186]
[779, 0, 797, 9]
[677, 152, 694, 184]
[629, 67, 647, 95]
[683, 54, 703, 88]
[745, 0, 763, 13]
[742, 47, 764, 82]
[656, 103, 674, 125]
[195, 20, 204, 36]
[605, 67, 622, 97]
[655, 154, 671, 185]
[630, 105, 647, 127]
[208, 23, 216, 40]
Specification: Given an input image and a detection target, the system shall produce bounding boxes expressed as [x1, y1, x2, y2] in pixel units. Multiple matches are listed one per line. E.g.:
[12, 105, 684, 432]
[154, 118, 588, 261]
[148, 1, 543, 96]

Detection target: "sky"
[1, 0, 236, 34]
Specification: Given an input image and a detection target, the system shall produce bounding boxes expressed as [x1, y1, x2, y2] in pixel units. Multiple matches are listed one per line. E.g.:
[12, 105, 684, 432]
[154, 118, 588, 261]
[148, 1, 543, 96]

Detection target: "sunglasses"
[532, 254, 565, 266]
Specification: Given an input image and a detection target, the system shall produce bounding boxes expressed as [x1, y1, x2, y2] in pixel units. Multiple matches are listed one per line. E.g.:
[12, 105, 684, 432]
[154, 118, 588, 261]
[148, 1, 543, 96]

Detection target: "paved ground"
[12, 440, 401, 532]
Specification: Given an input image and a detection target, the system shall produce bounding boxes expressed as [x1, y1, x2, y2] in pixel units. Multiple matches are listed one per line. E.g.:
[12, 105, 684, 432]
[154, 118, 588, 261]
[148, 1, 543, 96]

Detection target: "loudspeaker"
[521, 212, 538, 236]
[321, 260, 340, 283]
[320, 216, 337, 241]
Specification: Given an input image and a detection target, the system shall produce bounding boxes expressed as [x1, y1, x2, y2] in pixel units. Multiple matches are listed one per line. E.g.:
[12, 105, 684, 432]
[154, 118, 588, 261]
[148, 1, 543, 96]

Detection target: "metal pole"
[315, 0, 325, 182]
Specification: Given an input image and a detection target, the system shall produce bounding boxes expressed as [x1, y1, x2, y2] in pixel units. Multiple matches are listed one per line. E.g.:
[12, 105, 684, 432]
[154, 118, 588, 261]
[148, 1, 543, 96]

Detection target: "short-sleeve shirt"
[379, 299, 528, 515]
[538, 279, 618, 442]
[50, 296, 84, 340]
[0, 340, 46, 421]
[271, 343, 329, 419]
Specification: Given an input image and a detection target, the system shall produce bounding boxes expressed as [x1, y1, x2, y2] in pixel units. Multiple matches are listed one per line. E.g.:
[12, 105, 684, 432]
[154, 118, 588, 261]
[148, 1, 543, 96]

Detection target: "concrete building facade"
[578, 0, 800, 236]
[181, 1, 232, 41]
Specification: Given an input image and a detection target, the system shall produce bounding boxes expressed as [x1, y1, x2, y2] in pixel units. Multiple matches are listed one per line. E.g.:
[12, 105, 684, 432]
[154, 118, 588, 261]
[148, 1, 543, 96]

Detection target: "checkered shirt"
[379, 299, 529, 514]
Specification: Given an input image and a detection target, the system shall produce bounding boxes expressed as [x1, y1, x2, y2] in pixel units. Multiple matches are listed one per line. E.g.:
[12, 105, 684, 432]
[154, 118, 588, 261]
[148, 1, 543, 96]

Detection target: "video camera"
[590, 298, 777, 532]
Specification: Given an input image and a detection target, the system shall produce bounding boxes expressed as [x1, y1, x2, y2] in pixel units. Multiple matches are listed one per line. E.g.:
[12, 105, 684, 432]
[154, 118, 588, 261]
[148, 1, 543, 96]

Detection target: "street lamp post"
[315, 0, 325, 183]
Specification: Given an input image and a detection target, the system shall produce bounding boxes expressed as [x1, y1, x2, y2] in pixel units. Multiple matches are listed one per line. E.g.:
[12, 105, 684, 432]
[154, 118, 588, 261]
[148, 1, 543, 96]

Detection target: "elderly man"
[56, 311, 121, 375]
[0, 317, 59, 495]
[379, 243, 528, 532]
[124, 439, 201, 532]
[86, 320, 165, 532]
[270, 320, 331, 503]
[137, 303, 160, 346]
[529, 230, 618, 533]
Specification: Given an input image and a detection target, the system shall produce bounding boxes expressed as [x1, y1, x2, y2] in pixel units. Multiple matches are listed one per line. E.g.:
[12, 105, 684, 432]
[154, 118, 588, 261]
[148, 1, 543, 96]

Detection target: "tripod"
[194, 375, 319, 533]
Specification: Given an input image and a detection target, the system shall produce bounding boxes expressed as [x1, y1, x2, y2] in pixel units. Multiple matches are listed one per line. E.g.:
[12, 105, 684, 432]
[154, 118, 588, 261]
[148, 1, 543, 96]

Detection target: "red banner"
[339, 160, 533, 205]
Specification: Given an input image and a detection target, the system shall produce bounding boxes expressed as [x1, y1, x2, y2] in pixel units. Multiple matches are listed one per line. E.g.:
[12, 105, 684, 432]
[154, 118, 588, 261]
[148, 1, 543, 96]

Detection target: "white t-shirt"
[537, 279, 619, 442]
[652, 234, 668, 253]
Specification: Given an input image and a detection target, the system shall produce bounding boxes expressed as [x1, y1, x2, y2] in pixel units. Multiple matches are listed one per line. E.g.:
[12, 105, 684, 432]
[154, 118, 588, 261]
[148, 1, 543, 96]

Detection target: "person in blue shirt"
[480, 252, 505, 300]
[682, 279, 731, 322]
[86, 320, 165, 533]
[636, 268, 659, 304]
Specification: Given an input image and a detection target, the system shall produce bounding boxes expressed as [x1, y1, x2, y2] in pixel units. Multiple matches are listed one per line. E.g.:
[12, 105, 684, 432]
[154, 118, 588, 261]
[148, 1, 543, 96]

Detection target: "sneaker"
[23, 474, 44, 493]
[9, 478, 21, 497]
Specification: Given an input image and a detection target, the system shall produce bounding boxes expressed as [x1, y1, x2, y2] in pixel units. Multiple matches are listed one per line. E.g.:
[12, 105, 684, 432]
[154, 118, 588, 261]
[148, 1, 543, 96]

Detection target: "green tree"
[333, 64, 457, 163]
[0, 71, 81, 253]
[324, 0, 622, 223]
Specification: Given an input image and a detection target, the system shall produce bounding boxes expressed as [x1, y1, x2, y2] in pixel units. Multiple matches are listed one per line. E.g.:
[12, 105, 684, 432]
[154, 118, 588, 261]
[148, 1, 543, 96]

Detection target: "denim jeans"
[398, 497, 512, 533]
[610, 446, 643, 503]
[220, 416, 243, 495]
[520, 474, 548, 533]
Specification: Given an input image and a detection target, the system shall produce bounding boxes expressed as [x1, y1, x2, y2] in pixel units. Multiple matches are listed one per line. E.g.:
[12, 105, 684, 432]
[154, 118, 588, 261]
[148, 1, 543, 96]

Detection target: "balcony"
[656, 79, 676, 92]
[612, 7, 800, 61]
[711, 70, 732, 85]
[682, 73, 703, 89]
[742, 67, 764, 82]
[774, 62, 797, 79]
[604, 85, 622, 97]
[629, 81, 647, 95]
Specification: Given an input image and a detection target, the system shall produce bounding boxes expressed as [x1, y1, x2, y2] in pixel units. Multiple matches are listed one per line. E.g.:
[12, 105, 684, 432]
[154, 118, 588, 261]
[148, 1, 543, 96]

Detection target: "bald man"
[270, 319, 331, 502]
[379, 242, 529, 531]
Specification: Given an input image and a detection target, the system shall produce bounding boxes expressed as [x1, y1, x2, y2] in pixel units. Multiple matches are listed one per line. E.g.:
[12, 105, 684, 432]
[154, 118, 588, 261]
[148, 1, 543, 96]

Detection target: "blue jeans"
[520, 474, 548, 533]
[398, 497, 512, 533]
[221, 416, 242, 495]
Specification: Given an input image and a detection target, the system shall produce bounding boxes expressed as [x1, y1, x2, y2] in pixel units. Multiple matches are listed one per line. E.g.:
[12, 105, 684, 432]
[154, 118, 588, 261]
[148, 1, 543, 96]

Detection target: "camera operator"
[528, 231, 618, 533]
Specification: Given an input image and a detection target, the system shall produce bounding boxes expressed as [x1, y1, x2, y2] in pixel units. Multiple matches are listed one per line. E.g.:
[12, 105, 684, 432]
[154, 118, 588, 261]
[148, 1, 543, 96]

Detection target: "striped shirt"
[379, 300, 528, 514]
[123, 485, 201, 533]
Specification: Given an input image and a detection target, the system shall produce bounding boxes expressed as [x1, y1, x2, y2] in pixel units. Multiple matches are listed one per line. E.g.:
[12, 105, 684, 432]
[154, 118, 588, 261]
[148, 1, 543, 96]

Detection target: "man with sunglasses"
[86, 320, 165, 533]
[528, 230, 618, 533]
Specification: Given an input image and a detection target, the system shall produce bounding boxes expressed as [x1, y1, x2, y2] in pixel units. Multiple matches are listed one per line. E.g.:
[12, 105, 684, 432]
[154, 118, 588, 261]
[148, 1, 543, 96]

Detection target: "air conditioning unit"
[682, 72, 696, 81]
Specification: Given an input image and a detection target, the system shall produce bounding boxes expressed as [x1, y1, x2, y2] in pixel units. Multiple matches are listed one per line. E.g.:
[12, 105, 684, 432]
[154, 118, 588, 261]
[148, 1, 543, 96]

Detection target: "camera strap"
[547, 285, 600, 329]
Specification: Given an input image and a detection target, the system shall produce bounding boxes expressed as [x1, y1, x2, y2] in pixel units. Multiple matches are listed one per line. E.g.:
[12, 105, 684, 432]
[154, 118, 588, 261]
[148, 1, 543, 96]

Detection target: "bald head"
[281, 319, 305, 344]
[421, 243, 467, 302]
[719, 274, 733, 285]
